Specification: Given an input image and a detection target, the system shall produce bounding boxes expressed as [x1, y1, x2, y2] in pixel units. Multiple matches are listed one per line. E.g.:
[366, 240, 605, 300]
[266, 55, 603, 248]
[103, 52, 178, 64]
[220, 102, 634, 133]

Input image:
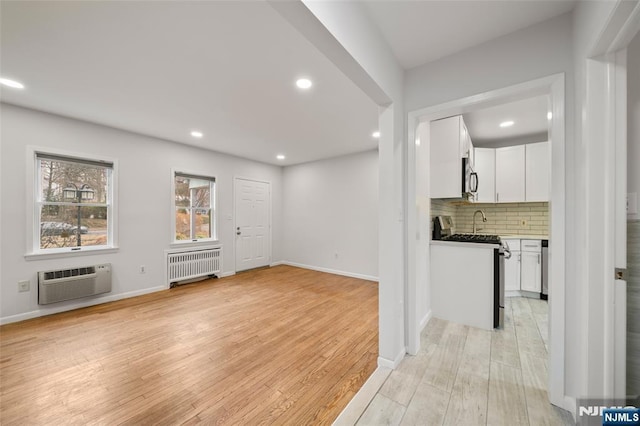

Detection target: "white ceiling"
[362, 0, 576, 69]
[463, 95, 549, 146]
[0, 1, 575, 166]
[0, 1, 379, 166]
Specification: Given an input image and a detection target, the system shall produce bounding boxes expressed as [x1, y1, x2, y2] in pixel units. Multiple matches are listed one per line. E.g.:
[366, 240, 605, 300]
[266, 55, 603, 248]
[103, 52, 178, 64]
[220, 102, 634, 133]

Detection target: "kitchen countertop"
[500, 234, 549, 240]
[430, 240, 500, 249]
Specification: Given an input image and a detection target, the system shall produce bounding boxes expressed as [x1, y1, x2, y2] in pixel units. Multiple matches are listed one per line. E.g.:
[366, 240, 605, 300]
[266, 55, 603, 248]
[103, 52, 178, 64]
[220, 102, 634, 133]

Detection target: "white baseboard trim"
[378, 346, 406, 369]
[563, 396, 576, 422]
[332, 366, 392, 426]
[219, 271, 235, 278]
[0, 285, 166, 325]
[420, 310, 432, 332]
[270, 261, 285, 267]
[279, 261, 379, 282]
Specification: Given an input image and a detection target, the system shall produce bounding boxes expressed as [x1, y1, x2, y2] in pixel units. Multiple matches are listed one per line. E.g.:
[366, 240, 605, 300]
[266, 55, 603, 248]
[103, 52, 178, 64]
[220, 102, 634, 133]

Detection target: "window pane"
[175, 176, 190, 207]
[175, 207, 191, 240]
[40, 205, 108, 249]
[40, 159, 109, 203]
[194, 209, 211, 239]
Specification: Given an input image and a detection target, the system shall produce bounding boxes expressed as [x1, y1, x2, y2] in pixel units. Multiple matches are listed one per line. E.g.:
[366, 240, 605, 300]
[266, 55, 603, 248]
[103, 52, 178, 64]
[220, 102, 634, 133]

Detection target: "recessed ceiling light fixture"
[190, 130, 203, 138]
[0, 77, 25, 89]
[276, 154, 286, 160]
[499, 121, 514, 128]
[547, 112, 553, 120]
[372, 131, 380, 138]
[296, 78, 312, 89]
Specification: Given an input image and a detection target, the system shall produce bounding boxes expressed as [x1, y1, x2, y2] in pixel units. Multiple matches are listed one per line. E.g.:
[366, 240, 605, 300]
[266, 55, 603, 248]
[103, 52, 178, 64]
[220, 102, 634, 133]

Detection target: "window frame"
[26, 147, 118, 259]
[171, 168, 218, 246]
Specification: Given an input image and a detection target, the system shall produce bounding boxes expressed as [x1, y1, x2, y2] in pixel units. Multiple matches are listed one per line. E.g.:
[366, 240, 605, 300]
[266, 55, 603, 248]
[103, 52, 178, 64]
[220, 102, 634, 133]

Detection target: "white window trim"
[170, 167, 218, 247]
[25, 146, 119, 258]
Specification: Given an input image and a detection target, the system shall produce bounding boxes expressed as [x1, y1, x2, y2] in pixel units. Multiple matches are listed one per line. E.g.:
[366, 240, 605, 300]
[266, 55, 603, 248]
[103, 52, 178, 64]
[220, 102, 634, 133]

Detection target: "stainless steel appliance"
[463, 157, 479, 200]
[541, 239, 549, 300]
[432, 215, 454, 240]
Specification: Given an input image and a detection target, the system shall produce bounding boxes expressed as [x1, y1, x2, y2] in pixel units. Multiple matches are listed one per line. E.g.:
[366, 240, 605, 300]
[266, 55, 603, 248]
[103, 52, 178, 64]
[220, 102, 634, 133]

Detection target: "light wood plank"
[356, 394, 405, 426]
[0, 265, 378, 425]
[487, 361, 529, 426]
[399, 382, 450, 426]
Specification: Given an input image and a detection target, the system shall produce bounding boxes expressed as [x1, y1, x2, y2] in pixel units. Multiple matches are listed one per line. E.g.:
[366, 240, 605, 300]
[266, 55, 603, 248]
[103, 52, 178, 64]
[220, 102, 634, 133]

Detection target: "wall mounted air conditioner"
[38, 263, 112, 305]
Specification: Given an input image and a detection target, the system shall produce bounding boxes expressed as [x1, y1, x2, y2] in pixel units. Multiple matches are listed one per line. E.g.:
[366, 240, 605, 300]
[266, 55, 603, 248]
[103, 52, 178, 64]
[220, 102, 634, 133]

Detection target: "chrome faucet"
[473, 209, 487, 234]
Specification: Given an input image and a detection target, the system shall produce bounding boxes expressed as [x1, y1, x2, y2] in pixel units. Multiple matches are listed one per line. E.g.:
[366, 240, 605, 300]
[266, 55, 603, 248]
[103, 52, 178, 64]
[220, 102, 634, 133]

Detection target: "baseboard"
[564, 396, 577, 422]
[0, 285, 166, 325]
[280, 261, 379, 282]
[377, 346, 406, 369]
[420, 310, 432, 332]
[219, 271, 235, 278]
[332, 366, 392, 426]
[270, 261, 285, 267]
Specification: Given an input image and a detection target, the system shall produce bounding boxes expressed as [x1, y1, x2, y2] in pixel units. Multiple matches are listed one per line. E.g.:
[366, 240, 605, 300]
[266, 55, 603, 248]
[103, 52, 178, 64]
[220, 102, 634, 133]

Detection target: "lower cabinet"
[504, 250, 521, 292]
[521, 251, 542, 293]
[503, 238, 542, 295]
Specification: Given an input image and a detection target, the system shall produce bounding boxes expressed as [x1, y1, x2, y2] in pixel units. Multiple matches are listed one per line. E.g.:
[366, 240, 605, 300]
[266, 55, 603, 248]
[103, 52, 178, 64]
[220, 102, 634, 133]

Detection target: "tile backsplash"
[431, 200, 549, 237]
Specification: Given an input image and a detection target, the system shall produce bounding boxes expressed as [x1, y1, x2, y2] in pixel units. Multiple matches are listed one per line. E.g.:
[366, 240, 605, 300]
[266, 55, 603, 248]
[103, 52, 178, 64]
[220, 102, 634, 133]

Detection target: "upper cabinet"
[495, 145, 526, 202]
[475, 141, 550, 203]
[474, 148, 496, 203]
[525, 142, 550, 202]
[430, 116, 473, 199]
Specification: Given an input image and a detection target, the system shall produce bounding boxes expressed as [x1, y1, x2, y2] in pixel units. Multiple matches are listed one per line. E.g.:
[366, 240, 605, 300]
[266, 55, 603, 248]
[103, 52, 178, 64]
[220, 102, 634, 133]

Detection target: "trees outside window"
[174, 173, 216, 242]
[36, 154, 112, 251]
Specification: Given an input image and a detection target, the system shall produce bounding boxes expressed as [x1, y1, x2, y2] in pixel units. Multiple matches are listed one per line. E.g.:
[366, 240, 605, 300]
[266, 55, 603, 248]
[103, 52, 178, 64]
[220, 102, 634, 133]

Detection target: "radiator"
[167, 246, 221, 286]
[38, 263, 112, 305]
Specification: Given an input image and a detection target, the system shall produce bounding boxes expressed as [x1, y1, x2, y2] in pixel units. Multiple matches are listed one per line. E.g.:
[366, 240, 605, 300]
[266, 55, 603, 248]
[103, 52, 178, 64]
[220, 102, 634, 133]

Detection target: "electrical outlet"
[18, 280, 30, 292]
[140, 265, 146, 274]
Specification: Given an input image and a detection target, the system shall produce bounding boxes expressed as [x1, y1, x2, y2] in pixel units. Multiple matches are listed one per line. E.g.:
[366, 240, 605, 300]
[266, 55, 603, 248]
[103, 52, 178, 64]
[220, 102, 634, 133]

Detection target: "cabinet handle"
[497, 193, 499, 202]
[538, 254, 540, 264]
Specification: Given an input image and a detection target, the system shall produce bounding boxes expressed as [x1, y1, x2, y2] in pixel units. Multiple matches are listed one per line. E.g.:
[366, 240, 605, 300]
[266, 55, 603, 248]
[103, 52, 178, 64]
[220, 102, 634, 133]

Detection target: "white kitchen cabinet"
[503, 239, 521, 292]
[525, 141, 550, 202]
[520, 239, 542, 293]
[473, 148, 496, 203]
[521, 251, 542, 292]
[495, 145, 525, 202]
[430, 115, 473, 199]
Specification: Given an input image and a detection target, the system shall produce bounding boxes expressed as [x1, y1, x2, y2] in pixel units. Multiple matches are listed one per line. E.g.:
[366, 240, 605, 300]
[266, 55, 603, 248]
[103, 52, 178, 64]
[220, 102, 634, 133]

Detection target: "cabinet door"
[521, 251, 542, 292]
[504, 251, 521, 292]
[495, 145, 525, 202]
[473, 148, 495, 203]
[526, 141, 550, 202]
[430, 116, 462, 198]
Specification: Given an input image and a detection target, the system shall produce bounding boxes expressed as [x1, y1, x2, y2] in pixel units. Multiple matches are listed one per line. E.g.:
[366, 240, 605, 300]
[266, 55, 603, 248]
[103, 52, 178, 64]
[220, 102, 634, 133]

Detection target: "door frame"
[405, 73, 566, 407]
[582, 1, 640, 399]
[233, 176, 272, 273]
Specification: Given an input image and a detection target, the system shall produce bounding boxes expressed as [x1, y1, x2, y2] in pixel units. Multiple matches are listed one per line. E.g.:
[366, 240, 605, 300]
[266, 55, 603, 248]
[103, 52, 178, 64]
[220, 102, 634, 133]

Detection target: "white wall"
[0, 103, 283, 323]
[629, 31, 640, 221]
[282, 150, 378, 280]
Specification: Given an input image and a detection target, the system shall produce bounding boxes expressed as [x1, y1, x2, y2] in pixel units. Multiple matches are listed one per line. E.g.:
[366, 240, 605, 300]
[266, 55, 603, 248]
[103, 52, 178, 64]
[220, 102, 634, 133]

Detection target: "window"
[36, 153, 113, 252]
[174, 172, 216, 242]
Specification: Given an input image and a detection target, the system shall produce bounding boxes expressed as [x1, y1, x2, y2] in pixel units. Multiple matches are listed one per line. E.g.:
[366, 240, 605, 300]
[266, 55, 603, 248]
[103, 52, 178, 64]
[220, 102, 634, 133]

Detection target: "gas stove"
[441, 233, 502, 245]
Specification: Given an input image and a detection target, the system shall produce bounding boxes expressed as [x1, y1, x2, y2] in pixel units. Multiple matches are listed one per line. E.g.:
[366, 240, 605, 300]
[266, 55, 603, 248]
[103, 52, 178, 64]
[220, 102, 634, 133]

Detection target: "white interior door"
[234, 178, 271, 272]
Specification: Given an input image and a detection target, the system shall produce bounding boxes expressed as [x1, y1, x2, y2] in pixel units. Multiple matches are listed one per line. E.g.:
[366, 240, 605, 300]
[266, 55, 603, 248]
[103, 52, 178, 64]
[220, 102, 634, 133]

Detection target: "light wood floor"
[0, 265, 378, 425]
[356, 297, 574, 426]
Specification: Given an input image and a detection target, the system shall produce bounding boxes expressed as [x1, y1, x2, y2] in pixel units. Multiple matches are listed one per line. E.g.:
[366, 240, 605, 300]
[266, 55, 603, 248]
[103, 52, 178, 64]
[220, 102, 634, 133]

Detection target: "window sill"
[169, 240, 220, 250]
[25, 246, 119, 261]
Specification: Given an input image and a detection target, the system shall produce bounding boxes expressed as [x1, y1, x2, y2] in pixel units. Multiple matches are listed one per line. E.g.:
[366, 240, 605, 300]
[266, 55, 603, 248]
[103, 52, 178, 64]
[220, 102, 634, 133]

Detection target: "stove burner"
[441, 234, 501, 244]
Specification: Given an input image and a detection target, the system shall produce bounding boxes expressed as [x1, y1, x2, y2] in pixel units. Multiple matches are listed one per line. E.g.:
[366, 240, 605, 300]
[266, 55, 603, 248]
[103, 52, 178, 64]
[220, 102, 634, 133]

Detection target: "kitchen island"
[430, 241, 500, 330]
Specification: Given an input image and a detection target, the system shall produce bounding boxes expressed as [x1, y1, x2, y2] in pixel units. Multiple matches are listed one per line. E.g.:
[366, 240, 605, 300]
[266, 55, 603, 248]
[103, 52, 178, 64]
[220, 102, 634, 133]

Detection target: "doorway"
[406, 74, 566, 407]
[234, 177, 271, 272]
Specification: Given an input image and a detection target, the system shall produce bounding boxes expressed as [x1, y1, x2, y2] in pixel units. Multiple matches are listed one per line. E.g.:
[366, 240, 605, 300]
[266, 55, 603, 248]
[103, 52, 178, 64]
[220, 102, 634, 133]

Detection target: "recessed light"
[276, 154, 286, 160]
[296, 78, 312, 89]
[547, 112, 553, 120]
[0, 77, 25, 89]
[190, 130, 203, 138]
[499, 121, 514, 128]
[372, 131, 380, 138]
